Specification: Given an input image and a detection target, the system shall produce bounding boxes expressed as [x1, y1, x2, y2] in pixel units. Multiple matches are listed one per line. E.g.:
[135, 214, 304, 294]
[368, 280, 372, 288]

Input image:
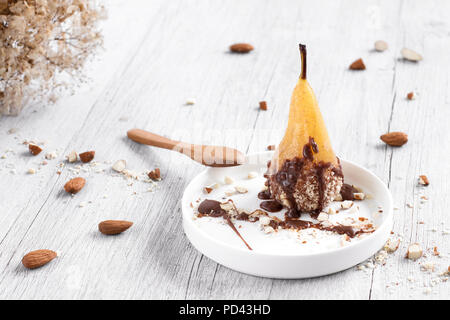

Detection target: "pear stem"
[299, 44, 307, 80]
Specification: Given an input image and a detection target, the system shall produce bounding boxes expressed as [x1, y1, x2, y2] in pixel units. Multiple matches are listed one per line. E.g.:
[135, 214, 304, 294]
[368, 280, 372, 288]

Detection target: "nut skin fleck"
[259, 101, 267, 111]
[148, 168, 161, 180]
[349, 58, 366, 70]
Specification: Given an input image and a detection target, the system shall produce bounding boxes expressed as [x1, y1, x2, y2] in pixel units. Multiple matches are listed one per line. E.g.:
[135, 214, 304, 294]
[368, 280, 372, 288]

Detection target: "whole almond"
[79, 151, 95, 163]
[99, 220, 133, 235]
[29, 144, 43, 156]
[349, 58, 366, 70]
[22, 249, 57, 269]
[230, 43, 254, 53]
[64, 177, 86, 194]
[380, 132, 408, 146]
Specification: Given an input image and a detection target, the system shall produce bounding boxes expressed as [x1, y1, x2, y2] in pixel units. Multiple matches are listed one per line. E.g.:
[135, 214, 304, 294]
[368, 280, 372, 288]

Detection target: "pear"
[266, 44, 343, 215]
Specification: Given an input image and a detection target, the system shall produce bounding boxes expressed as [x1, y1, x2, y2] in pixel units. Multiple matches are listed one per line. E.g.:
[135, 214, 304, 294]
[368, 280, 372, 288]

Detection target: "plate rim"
[182, 152, 393, 258]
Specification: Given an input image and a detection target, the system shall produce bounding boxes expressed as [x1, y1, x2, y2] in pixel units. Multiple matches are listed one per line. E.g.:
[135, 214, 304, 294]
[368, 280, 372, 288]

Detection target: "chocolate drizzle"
[197, 199, 373, 239]
[340, 183, 356, 201]
[266, 137, 343, 215]
[198, 199, 252, 250]
[260, 200, 283, 212]
[257, 189, 272, 200]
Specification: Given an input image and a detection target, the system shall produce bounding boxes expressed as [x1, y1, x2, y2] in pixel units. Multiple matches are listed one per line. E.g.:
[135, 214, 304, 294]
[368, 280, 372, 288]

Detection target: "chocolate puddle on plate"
[196, 198, 374, 250]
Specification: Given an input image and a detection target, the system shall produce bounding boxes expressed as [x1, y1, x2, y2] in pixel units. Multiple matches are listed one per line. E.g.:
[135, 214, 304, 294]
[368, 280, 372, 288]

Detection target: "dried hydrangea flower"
[0, 0, 105, 115]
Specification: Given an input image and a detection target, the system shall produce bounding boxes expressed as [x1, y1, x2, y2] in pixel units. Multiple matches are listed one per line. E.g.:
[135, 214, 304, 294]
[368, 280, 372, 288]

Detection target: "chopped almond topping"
[259, 101, 267, 111]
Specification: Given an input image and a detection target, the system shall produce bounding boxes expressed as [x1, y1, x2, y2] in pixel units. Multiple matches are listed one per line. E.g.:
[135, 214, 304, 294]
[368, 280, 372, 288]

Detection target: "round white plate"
[182, 152, 393, 279]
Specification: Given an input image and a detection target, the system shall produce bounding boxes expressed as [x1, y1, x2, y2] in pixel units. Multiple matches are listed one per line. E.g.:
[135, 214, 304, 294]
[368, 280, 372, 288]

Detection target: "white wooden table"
[0, 0, 449, 299]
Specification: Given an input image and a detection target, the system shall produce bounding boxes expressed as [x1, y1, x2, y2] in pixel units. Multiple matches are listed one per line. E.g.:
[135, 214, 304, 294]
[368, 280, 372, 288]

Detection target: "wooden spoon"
[127, 129, 246, 167]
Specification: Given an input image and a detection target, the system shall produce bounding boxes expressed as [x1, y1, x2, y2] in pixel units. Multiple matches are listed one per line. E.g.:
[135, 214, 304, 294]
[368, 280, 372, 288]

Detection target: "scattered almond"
[407, 92, 416, 100]
[64, 177, 86, 194]
[148, 168, 161, 180]
[418, 175, 429, 186]
[98, 220, 133, 235]
[259, 101, 267, 111]
[27, 168, 36, 174]
[28, 144, 42, 156]
[384, 238, 400, 253]
[327, 207, 337, 215]
[45, 151, 57, 160]
[67, 150, 78, 163]
[401, 48, 423, 62]
[433, 246, 440, 256]
[349, 58, 366, 70]
[380, 131, 408, 146]
[185, 98, 196, 105]
[267, 145, 275, 151]
[406, 243, 423, 260]
[229, 43, 254, 53]
[317, 212, 329, 222]
[22, 249, 57, 269]
[79, 151, 95, 163]
[374, 40, 388, 52]
[112, 160, 127, 173]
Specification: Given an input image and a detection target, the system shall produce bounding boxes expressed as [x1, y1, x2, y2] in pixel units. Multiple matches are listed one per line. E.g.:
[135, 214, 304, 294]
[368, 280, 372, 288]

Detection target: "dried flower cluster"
[0, 0, 104, 115]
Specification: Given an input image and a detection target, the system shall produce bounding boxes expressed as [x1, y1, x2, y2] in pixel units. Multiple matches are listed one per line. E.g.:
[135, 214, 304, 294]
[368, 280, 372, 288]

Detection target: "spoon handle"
[127, 129, 180, 150]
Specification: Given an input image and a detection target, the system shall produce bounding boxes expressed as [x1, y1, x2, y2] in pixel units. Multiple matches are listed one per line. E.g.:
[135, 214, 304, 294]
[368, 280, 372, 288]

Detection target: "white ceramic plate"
[182, 152, 393, 279]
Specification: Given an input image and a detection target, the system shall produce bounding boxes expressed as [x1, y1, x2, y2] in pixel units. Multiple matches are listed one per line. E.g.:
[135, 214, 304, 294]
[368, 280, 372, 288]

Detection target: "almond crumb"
[407, 92, 416, 100]
[203, 187, 213, 194]
[406, 243, 423, 260]
[148, 168, 161, 180]
[112, 160, 126, 173]
[418, 175, 429, 186]
[384, 238, 400, 253]
[79, 151, 95, 163]
[349, 58, 366, 70]
[341, 200, 354, 209]
[259, 101, 267, 111]
[234, 186, 248, 194]
[267, 145, 275, 151]
[29, 144, 42, 156]
[224, 176, 234, 185]
[354, 192, 365, 200]
[67, 151, 78, 163]
[317, 212, 329, 222]
[247, 171, 258, 179]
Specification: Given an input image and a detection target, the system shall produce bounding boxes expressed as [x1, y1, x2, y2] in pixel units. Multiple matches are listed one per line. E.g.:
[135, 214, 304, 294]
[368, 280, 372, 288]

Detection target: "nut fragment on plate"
[185, 98, 196, 105]
[259, 101, 267, 111]
[247, 171, 258, 179]
[224, 176, 234, 185]
[98, 220, 133, 235]
[327, 207, 337, 215]
[407, 92, 416, 100]
[384, 238, 400, 253]
[148, 168, 161, 180]
[67, 150, 78, 163]
[45, 151, 57, 160]
[64, 177, 86, 194]
[27, 168, 36, 174]
[401, 48, 423, 62]
[267, 145, 275, 151]
[418, 175, 429, 186]
[406, 243, 423, 260]
[112, 160, 127, 173]
[28, 144, 42, 156]
[354, 192, 365, 200]
[229, 43, 254, 53]
[79, 151, 95, 163]
[234, 186, 248, 194]
[349, 58, 366, 70]
[341, 200, 353, 209]
[317, 212, 329, 222]
[374, 40, 388, 52]
[22, 249, 57, 269]
[203, 186, 213, 194]
[380, 131, 408, 146]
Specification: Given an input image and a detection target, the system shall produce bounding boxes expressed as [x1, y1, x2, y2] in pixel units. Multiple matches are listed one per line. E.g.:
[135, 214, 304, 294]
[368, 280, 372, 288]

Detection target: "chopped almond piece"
[79, 151, 95, 163]
[148, 168, 161, 180]
[349, 58, 366, 70]
[406, 243, 423, 260]
[418, 175, 429, 186]
[267, 145, 275, 151]
[259, 101, 267, 111]
[29, 144, 42, 156]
